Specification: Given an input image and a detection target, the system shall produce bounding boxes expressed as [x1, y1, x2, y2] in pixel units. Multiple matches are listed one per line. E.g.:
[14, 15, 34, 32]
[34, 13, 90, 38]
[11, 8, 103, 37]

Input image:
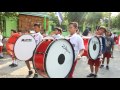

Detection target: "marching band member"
[9, 30, 21, 67]
[68, 22, 85, 78]
[52, 27, 64, 39]
[41, 29, 47, 38]
[100, 30, 114, 70]
[0, 31, 3, 59]
[25, 23, 43, 78]
[87, 26, 106, 78]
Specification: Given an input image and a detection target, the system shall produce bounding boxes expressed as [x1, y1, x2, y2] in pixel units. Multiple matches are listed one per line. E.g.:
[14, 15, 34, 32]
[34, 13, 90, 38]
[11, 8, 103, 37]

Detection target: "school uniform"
[32, 32, 43, 45]
[88, 36, 105, 67]
[68, 33, 85, 78]
[52, 34, 64, 40]
[28, 32, 43, 61]
[103, 36, 114, 59]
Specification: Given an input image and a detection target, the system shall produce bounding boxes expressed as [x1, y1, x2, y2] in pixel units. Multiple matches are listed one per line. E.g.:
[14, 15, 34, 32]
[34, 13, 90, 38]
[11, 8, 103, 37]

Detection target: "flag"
[55, 12, 63, 25]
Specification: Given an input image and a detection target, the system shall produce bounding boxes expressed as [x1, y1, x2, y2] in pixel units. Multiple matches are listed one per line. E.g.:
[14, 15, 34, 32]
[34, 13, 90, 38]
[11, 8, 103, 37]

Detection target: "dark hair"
[24, 30, 30, 33]
[69, 22, 78, 29]
[34, 23, 41, 28]
[54, 27, 62, 34]
[18, 30, 22, 32]
[11, 29, 17, 33]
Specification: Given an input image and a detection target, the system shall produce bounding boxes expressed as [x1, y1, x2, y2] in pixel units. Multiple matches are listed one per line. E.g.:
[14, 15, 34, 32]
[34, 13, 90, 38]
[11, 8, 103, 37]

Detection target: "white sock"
[91, 72, 93, 74]
[15, 60, 18, 65]
[12, 60, 15, 64]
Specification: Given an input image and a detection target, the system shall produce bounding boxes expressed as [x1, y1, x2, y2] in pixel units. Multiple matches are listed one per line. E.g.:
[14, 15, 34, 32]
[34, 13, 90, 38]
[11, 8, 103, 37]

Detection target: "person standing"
[87, 26, 106, 78]
[68, 22, 85, 78]
[25, 23, 43, 78]
[100, 30, 114, 70]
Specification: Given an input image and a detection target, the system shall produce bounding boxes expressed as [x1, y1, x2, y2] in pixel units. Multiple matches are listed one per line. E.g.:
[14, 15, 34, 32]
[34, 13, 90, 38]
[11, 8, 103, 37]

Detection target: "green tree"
[111, 14, 120, 29]
[85, 12, 103, 28]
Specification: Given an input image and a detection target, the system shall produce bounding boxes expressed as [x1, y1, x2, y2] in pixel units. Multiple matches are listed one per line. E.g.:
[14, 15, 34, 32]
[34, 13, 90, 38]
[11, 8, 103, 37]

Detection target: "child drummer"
[25, 23, 43, 78]
[87, 26, 106, 78]
[68, 22, 85, 78]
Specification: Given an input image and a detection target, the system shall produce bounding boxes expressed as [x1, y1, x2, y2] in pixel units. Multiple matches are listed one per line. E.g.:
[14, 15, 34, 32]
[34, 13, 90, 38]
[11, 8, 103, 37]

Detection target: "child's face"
[68, 24, 77, 35]
[34, 26, 41, 33]
[96, 29, 105, 35]
[55, 29, 59, 35]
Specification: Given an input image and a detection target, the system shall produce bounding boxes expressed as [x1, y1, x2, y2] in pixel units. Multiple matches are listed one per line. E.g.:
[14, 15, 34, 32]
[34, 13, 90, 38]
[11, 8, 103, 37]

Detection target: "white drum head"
[45, 39, 74, 78]
[88, 36, 101, 60]
[14, 35, 36, 61]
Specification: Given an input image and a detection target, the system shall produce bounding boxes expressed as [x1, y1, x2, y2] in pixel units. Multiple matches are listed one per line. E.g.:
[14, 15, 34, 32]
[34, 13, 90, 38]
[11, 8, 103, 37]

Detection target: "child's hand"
[76, 55, 81, 60]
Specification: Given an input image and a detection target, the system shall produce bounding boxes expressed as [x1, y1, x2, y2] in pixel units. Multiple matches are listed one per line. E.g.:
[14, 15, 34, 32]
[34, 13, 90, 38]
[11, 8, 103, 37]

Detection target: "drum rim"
[88, 36, 101, 60]
[14, 34, 36, 61]
[33, 39, 53, 77]
[44, 39, 75, 78]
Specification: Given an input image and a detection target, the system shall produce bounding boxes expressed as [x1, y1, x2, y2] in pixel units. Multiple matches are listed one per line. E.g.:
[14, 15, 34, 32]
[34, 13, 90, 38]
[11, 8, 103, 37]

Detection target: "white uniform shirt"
[52, 34, 64, 39]
[32, 32, 43, 45]
[0, 35, 3, 46]
[69, 33, 85, 59]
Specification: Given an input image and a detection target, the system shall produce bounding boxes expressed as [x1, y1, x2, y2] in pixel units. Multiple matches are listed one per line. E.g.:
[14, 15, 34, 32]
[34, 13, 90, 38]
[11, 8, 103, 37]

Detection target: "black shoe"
[93, 74, 97, 78]
[11, 64, 18, 67]
[106, 66, 109, 70]
[26, 71, 33, 78]
[0, 56, 3, 59]
[100, 65, 104, 68]
[9, 63, 14, 67]
[87, 73, 95, 77]
[33, 73, 38, 78]
[29, 71, 33, 76]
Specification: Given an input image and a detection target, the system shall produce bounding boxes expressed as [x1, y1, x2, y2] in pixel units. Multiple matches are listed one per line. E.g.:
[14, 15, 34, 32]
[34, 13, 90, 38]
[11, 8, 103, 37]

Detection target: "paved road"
[0, 45, 120, 78]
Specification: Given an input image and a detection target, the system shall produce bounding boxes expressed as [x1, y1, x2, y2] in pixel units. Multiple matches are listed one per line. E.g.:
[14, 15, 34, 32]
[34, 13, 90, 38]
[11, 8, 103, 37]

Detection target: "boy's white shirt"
[52, 34, 64, 39]
[0, 35, 3, 46]
[69, 33, 85, 60]
[31, 32, 43, 45]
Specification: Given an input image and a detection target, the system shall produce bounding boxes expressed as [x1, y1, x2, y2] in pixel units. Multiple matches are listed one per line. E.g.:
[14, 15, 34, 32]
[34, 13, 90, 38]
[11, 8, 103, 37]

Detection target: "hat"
[98, 26, 107, 31]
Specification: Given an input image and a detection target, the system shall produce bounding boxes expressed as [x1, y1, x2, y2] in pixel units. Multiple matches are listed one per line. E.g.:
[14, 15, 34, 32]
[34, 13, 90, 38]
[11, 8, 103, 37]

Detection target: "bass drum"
[33, 39, 75, 78]
[6, 33, 21, 57]
[14, 34, 36, 61]
[88, 36, 101, 60]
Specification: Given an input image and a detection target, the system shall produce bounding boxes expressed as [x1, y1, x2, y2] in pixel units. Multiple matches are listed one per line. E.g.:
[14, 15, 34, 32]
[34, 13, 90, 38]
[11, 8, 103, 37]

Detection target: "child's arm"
[76, 49, 84, 60]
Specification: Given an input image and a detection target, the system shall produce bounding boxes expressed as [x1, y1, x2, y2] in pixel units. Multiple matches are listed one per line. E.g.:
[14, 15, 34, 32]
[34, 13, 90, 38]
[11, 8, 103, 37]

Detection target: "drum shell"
[6, 33, 21, 56]
[33, 39, 75, 78]
[82, 37, 91, 56]
[34, 40, 53, 74]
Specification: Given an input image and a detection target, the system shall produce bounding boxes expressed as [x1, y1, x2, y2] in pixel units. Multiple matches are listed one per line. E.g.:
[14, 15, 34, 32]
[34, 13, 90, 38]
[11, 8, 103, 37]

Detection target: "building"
[3, 12, 49, 38]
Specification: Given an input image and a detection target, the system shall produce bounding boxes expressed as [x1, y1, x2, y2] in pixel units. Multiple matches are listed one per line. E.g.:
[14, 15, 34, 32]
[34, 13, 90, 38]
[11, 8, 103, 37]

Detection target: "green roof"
[19, 12, 50, 18]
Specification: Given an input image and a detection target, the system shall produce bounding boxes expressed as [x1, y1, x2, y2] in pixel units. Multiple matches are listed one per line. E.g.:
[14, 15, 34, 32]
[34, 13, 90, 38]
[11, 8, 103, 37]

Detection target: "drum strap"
[101, 37, 106, 54]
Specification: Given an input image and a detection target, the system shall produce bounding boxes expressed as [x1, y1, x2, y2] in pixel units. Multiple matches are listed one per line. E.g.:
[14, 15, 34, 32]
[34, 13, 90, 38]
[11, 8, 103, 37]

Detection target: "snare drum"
[6, 33, 21, 57]
[33, 39, 75, 78]
[14, 34, 36, 61]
